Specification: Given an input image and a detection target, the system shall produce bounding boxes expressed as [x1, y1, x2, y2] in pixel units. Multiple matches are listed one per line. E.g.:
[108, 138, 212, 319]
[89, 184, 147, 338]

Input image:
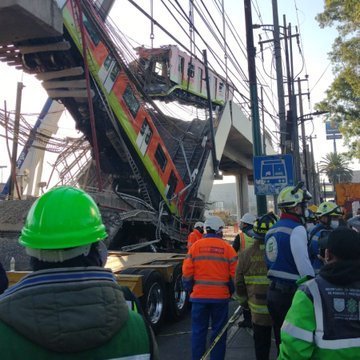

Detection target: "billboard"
[325, 120, 342, 140]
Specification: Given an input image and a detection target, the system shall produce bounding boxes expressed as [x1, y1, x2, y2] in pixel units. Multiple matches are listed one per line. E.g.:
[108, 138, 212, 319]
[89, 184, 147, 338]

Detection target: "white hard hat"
[204, 216, 225, 232]
[240, 213, 256, 225]
[194, 221, 204, 229]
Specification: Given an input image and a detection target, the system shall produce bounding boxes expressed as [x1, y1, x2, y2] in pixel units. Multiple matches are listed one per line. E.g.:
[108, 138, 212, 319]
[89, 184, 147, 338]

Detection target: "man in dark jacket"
[279, 227, 360, 358]
[0, 186, 158, 360]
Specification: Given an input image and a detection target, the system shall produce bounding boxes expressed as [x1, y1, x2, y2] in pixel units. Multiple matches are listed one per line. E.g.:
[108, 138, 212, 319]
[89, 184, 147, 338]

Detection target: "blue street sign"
[253, 155, 294, 195]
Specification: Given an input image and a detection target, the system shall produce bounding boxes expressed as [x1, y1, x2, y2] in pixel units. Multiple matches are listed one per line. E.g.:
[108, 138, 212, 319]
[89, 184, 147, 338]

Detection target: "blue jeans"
[191, 302, 229, 360]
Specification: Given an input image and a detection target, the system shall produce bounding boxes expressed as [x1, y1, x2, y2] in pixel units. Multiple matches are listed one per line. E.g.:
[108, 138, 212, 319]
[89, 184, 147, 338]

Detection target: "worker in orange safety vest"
[182, 216, 238, 360]
[187, 221, 204, 249]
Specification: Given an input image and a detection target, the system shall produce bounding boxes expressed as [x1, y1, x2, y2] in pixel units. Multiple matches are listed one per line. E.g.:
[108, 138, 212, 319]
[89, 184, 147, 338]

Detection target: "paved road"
[157, 301, 278, 360]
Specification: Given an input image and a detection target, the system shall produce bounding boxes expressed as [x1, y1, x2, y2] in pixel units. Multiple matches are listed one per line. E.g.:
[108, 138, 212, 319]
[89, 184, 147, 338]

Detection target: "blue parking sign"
[253, 155, 294, 195]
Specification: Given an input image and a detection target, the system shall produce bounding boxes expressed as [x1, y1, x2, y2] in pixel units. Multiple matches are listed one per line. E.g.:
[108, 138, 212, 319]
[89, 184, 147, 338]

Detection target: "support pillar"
[235, 173, 250, 221]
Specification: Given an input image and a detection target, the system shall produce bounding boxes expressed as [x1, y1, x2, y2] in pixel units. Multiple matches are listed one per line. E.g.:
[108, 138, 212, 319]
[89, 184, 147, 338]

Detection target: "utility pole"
[283, 16, 300, 182]
[9, 82, 23, 199]
[297, 77, 309, 189]
[308, 134, 318, 203]
[271, 0, 286, 154]
[260, 85, 266, 155]
[244, 0, 267, 215]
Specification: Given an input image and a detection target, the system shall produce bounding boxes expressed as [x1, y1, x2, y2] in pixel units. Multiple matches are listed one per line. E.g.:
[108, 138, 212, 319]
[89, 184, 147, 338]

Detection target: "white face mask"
[331, 220, 339, 229]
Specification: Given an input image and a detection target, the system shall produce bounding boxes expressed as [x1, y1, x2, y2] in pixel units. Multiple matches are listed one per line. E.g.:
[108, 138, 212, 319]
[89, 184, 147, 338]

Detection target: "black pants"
[267, 285, 296, 354]
[252, 323, 272, 360]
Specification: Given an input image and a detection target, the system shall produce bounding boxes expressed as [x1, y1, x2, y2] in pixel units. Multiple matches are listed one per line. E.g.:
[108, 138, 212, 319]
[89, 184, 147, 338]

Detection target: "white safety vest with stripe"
[265, 219, 304, 283]
[279, 276, 360, 359]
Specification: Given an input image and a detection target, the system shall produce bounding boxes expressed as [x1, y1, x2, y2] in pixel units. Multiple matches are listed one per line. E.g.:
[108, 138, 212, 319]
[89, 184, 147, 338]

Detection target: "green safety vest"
[279, 278, 360, 359]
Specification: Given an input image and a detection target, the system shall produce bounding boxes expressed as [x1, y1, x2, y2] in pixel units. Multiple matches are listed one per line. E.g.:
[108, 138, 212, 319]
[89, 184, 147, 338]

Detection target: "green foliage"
[315, 0, 360, 159]
[318, 152, 353, 185]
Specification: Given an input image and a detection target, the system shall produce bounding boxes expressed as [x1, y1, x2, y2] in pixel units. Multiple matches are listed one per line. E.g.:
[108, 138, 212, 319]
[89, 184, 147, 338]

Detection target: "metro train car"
[134, 45, 235, 108]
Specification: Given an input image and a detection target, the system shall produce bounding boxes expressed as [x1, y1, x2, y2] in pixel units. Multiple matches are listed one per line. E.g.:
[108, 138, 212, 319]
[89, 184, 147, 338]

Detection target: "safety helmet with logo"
[253, 212, 278, 240]
[316, 201, 342, 218]
[277, 182, 312, 209]
[194, 221, 204, 230]
[204, 216, 225, 233]
[19, 186, 107, 262]
[240, 213, 256, 225]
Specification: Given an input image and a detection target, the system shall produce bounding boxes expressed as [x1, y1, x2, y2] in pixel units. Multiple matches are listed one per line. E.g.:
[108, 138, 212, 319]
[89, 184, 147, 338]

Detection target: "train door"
[136, 118, 153, 155]
[98, 54, 119, 93]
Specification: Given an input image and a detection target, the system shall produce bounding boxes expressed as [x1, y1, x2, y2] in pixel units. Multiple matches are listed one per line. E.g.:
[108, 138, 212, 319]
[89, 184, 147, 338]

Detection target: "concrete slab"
[0, 0, 62, 44]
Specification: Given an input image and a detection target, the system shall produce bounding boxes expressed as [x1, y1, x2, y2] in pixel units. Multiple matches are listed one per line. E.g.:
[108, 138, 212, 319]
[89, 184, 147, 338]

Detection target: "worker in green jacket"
[0, 186, 158, 360]
[279, 226, 360, 359]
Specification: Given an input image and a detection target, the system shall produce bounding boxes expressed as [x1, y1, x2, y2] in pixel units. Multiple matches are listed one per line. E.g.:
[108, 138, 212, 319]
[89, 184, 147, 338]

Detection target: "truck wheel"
[167, 263, 189, 321]
[139, 269, 165, 333]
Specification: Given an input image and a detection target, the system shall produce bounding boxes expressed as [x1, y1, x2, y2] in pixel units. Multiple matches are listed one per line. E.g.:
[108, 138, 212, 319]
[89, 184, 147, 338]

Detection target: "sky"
[0, 0, 358, 188]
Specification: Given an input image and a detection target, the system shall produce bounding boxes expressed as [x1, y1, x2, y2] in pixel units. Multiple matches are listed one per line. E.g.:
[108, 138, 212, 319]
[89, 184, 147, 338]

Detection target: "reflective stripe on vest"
[282, 320, 314, 343]
[308, 279, 360, 349]
[193, 256, 231, 263]
[266, 226, 293, 236]
[248, 300, 270, 315]
[194, 280, 229, 286]
[244, 275, 270, 285]
[108, 354, 151, 359]
[267, 269, 300, 281]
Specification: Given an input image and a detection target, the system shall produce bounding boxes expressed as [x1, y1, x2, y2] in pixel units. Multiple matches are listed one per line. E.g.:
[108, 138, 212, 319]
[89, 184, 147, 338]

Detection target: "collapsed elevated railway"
[0, 0, 267, 330]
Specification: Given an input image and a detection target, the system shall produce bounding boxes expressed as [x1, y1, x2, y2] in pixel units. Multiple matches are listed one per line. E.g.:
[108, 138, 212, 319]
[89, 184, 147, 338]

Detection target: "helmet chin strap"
[284, 206, 306, 225]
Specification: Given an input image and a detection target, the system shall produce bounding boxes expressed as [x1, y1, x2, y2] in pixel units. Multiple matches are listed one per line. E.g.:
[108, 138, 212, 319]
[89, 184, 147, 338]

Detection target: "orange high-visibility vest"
[182, 236, 238, 300]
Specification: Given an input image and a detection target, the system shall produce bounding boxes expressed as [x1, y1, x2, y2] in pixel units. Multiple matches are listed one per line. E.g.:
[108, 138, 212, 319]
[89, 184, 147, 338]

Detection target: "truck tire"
[167, 263, 189, 321]
[139, 269, 166, 333]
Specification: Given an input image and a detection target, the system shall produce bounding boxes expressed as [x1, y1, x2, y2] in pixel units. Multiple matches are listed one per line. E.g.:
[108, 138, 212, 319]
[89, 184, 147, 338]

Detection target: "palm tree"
[319, 152, 353, 187]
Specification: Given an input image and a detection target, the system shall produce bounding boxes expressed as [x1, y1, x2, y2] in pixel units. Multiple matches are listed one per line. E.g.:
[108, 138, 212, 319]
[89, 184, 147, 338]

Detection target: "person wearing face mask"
[305, 205, 318, 233]
[0, 186, 158, 360]
[278, 227, 360, 359]
[308, 201, 343, 273]
[264, 182, 315, 354]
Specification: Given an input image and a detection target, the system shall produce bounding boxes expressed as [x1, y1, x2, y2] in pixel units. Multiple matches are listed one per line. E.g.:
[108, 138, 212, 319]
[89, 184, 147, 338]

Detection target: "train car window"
[187, 63, 195, 78]
[110, 63, 120, 82]
[83, 15, 100, 46]
[155, 144, 167, 172]
[104, 55, 113, 70]
[167, 171, 178, 199]
[123, 84, 140, 118]
[155, 62, 163, 76]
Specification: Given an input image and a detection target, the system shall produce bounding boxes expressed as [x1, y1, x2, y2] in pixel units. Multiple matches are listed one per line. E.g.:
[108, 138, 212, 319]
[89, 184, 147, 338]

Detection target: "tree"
[319, 152, 353, 187]
[315, 0, 360, 159]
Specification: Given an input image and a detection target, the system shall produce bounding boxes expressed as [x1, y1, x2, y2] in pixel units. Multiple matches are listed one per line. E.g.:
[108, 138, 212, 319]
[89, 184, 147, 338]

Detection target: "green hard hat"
[19, 186, 107, 249]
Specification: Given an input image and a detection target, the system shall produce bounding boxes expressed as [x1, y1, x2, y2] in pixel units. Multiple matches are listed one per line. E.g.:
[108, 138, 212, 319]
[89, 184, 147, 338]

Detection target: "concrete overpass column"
[235, 173, 249, 221]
